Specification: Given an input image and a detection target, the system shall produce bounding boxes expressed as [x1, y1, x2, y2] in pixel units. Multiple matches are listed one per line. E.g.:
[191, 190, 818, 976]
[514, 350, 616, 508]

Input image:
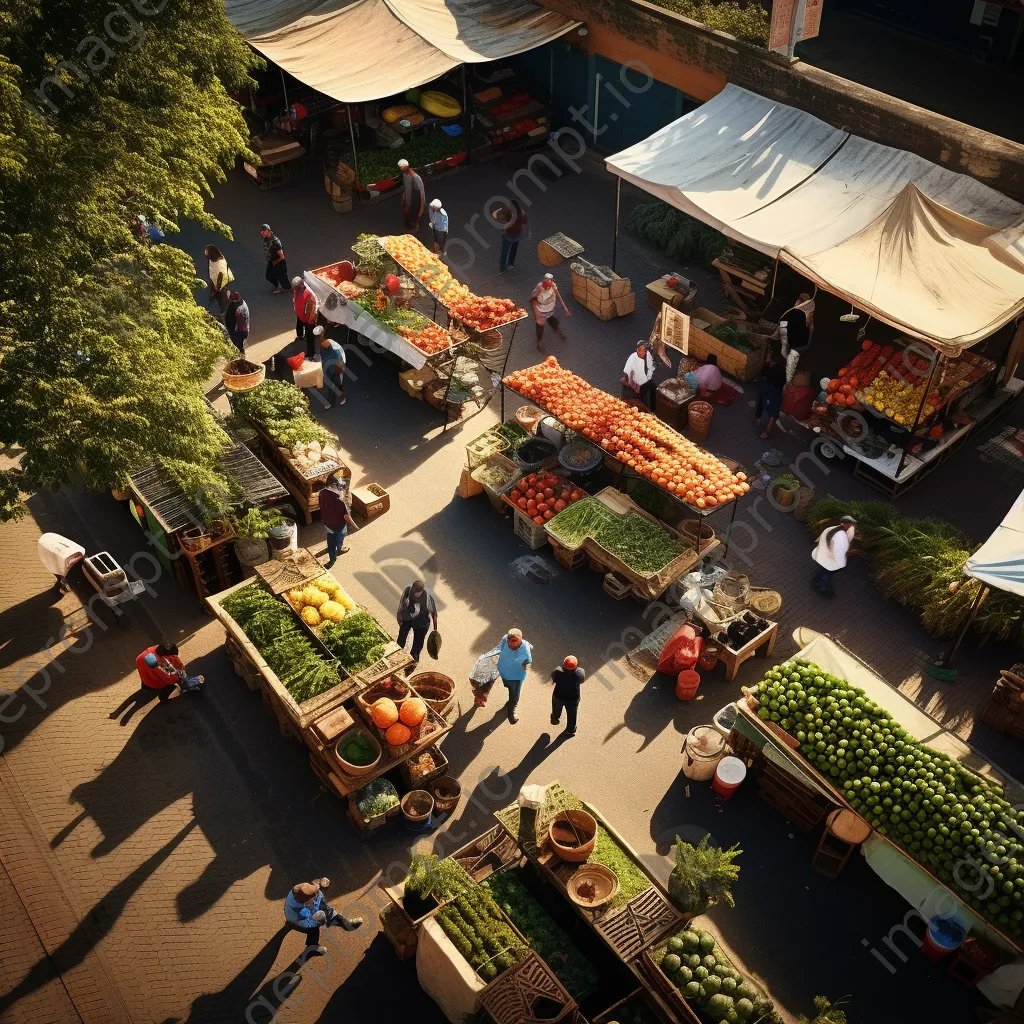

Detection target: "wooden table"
[711, 257, 768, 317]
[706, 619, 778, 681]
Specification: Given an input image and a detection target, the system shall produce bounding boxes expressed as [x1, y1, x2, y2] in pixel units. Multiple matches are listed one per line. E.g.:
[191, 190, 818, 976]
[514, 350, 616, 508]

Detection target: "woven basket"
[221, 359, 266, 393]
[748, 590, 782, 616]
[714, 571, 750, 611]
[537, 239, 564, 267]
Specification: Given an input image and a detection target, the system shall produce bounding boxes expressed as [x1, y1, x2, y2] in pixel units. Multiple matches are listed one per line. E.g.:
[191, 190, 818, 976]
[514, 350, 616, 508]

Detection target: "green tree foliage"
[0, 1, 260, 519]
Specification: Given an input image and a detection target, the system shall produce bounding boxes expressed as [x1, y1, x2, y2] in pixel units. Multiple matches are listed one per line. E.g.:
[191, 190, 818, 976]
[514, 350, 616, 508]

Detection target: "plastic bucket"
[675, 669, 701, 701]
[712, 755, 747, 799]
[922, 916, 966, 962]
[268, 520, 297, 554]
[681, 726, 726, 780]
[712, 703, 738, 738]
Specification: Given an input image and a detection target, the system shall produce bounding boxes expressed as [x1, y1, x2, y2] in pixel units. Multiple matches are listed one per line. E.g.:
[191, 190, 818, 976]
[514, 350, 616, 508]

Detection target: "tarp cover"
[225, 0, 578, 104]
[607, 84, 1024, 351]
[965, 486, 1024, 597]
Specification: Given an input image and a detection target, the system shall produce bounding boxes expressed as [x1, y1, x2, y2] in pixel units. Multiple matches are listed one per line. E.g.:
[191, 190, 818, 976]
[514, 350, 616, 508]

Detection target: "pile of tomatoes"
[397, 323, 450, 355]
[382, 235, 526, 330]
[504, 357, 749, 509]
[507, 472, 585, 526]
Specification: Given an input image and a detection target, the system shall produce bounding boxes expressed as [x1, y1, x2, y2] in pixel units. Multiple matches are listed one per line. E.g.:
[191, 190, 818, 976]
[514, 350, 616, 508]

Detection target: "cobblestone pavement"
[2, 155, 1023, 1024]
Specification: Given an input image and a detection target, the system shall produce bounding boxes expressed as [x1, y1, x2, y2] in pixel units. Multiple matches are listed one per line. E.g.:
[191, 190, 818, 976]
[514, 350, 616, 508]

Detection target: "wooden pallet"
[478, 952, 577, 1024]
[593, 887, 683, 962]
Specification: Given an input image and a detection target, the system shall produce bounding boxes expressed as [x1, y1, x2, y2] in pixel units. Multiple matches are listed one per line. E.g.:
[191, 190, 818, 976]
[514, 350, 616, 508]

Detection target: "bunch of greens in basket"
[807, 496, 1024, 643]
[356, 778, 399, 819]
[319, 611, 390, 672]
[627, 202, 727, 267]
[484, 869, 597, 999]
[221, 583, 338, 701]
[405, 854, 473, 902]
[437, 886, 528, 980]
[231, 506, 284, 540]
[230, 380, 336, 449]
[351, 234, 388, 281]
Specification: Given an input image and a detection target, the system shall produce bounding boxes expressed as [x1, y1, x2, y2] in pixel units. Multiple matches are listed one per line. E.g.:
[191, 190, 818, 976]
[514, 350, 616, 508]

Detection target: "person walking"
[531, 273, 569, 352]
[261, 224, 289, 293]
[225, 290, 250, 353]
[284, 878, 362, 959]
[756, 339, 787, 439]
[398, 159, 425, 232]
[811, 515, 856, 597]
[622, 341, 656, 409]
[204, 245, 234, 319]
[485, 627, 533, 724]
[550, 655, 584, 737]
[317, 327, 346, 407]
[318, 475, 358, 568]
[780, 291, 815, 383]
[493, 199, 527, 273]
[396, 580, 438, 665]
[292, 275, 320, 358]
[428, 198, 448, 254]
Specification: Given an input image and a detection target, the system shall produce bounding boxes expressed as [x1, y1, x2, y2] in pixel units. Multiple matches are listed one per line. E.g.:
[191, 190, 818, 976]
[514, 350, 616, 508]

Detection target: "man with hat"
[399, 158, 425, 232]
[260, 224, 289, 292]
[317, 326, 346, 408]
[428, 198, 448, 254]
[292, 275, 320, 358]
[811, 515, 856, 597]
[284, 877, 362, 958]
[530, 273, 569, 352]
[550, 655, 585, 737]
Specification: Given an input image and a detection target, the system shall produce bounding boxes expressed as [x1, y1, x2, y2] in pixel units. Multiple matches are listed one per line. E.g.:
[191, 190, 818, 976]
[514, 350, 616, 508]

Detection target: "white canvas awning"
[608, 84, 1024, 352]
[225, 0, 578, 104]
[965, 487, 1024, 597]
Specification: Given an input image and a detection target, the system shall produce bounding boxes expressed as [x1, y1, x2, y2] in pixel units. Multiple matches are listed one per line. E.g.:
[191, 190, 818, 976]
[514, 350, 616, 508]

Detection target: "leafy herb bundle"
[319, 611, 389, 672]
[437, 886, 528, 981]
[230, 380, 336, 449]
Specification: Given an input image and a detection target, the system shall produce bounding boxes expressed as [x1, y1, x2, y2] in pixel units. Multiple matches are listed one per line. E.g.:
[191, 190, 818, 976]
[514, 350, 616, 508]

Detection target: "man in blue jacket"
[284, 878, 362, 958]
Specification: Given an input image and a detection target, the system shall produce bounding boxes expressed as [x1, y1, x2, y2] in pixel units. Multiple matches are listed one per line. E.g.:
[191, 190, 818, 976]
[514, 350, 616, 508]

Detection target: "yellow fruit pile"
[857, 371, 935, 425]
[287, 575, 356, 629]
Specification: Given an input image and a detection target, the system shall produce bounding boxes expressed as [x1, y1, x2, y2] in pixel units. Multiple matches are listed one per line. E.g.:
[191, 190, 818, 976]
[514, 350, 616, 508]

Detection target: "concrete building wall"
[540, 0, 1024, 203]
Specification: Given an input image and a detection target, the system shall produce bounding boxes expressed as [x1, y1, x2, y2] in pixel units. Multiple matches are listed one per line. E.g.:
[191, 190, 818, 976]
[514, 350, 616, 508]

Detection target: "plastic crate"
[465, 428, 511, 469]
[513, 510, 547, 550]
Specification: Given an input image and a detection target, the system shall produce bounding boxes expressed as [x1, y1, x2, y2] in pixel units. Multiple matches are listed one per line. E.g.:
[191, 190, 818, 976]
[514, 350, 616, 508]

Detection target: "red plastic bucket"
[712, 755, 746, 798]
[676, 669, 701, 701]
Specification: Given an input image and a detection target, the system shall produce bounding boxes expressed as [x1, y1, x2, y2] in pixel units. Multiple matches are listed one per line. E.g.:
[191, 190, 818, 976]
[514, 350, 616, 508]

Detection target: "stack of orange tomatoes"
[504, 357, 749, 509]
[396, 322, 450, 355]
[381, 235, 526, 330]
[507, 472, 585, 526]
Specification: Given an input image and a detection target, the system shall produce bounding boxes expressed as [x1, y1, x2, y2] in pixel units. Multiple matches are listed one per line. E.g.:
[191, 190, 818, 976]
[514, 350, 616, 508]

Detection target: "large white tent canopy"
[607, 84, 1024, 351]
[224, 0, 578, 104]
[965, 487, 1024, 597]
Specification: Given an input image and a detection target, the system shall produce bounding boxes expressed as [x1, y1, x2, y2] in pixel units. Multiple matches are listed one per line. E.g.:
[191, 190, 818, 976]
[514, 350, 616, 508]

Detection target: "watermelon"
[687, 954, 702, 969]
[663, 954, 682, 975]
[736, 982, 757, 1002]
[725, 1011, 740, 1024]
[713, 964, 731, 979]
[735, 998, 754, 1020]
[667, 936, 685, 954]
[706, 994, 735, 1022]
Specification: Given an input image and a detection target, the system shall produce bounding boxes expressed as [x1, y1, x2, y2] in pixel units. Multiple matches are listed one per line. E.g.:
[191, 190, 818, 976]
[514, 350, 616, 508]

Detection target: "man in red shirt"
[292, 276, 320, 358]
[110, 641, 203, 724]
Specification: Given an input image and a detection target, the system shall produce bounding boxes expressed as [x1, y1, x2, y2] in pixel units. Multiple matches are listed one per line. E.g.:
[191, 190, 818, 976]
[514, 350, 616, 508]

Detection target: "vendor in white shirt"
[428, 198, 448, 254]
[811, 515, 855, 597]
[622, 341, 656, 409]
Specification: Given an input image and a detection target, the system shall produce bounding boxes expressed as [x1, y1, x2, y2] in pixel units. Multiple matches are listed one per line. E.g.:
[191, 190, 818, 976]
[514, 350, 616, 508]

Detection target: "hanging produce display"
[505, 357, 749, 508]
[754, 659, 1024, 937]
[380, 235, 526, 330]
[346, 289, 453, 355]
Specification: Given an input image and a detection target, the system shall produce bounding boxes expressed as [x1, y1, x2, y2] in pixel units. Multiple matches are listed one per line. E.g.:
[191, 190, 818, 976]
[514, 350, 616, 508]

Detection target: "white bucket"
[712, 702, 739, 739]
[681, 726, 726, 781]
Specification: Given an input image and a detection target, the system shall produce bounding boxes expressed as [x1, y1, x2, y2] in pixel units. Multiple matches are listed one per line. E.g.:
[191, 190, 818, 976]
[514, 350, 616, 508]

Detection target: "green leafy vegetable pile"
[653, 927, 777, 1022]
[591, 824, 652, 908]
[356, 131, 467, 186]
[319, 611, 390, 672]
[230, 380, 336, 449]
[484, 869, 597, 999]
[351, 234, 388, 281]
[338, 731, 379, 767]
[627, 202, 727, 266]
[436, 886, 528, 981]
[756, 659, 1024, 936]
[547, 498, 688, 574]
[706, 322, 753, 352]
[356, 778, 398, 818]
[221, 583, 339, 702]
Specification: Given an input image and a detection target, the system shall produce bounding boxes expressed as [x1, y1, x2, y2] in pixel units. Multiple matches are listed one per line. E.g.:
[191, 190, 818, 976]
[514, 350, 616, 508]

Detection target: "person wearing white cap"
[317, 326, 347, 408]
[530, 273, 569, 352]
[428, 198, 448, 254]
[398, 158, 425, 232]
[292, 275, 319, 357]
[477, 627, 533, 723]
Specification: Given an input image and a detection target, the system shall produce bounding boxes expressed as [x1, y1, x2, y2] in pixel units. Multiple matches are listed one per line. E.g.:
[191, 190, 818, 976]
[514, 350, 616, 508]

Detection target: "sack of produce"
[470, 652, 499, 685]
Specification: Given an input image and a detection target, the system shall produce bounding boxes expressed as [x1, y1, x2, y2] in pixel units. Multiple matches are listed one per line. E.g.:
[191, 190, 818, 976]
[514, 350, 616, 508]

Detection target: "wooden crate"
[513, 509, 548, 550]
[687, 307, 768, 383]
[548, 536, 587, 571]
[351, 483, 389, 520]
[380, 904, 418, 960]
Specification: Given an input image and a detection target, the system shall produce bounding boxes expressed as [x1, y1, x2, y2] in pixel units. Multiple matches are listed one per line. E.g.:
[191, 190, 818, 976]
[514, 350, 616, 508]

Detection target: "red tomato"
[510, 489, 522, 502]
[553, 499, 566, 512]
[537, 502, 548, 513]
[516, 498, 527, 511]
[527, 474, 538, 486]
[533, 515, 544, 525]
[542, 487, 554, 499]
[543, 509, 554, 520]
[525, 488, 536, 500]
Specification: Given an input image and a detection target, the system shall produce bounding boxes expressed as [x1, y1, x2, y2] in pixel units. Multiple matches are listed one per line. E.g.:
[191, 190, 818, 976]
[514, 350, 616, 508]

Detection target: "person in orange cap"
[550, 654, 585, 737]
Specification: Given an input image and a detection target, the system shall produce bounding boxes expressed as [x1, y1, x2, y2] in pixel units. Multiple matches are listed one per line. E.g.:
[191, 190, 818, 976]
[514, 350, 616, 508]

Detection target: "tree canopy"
[0, 0, 260, 519]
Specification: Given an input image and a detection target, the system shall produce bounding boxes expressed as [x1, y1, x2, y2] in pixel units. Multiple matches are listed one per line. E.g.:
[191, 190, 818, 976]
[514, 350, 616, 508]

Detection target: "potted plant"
[770, 472, 801, 508]
[799, 996, 850, 1024]
[667, 835, 742, 917]
[231, 506, 283, 567]
[401, 853, 472, 920]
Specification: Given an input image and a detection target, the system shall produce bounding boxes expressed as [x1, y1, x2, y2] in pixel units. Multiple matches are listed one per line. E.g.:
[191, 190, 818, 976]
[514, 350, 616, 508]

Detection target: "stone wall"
[544, 0, 1024, 202]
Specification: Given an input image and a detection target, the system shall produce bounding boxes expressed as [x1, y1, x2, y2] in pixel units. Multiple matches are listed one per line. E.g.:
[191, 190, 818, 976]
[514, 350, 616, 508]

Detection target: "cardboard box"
[351, 483, 389, 520]
[398, 366, 437, 399]
[687, 306, 768, 382]
[613, 292, 635, 316]
[292, 360, 324, 389]
[586, 296, 617, 321]
[609, 276, 631, 299]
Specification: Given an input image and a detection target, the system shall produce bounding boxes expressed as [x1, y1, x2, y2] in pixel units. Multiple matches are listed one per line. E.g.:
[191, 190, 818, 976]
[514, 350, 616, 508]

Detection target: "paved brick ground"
[2, 155, 1023, 1024]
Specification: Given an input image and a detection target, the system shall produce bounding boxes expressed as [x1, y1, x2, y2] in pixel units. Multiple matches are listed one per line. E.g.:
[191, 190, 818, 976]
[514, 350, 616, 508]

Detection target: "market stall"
[207, 550, 459, 836]
[228, 379, 350, 524]
[732, 633, 1024, 960]
[308, 233, 527, 426]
